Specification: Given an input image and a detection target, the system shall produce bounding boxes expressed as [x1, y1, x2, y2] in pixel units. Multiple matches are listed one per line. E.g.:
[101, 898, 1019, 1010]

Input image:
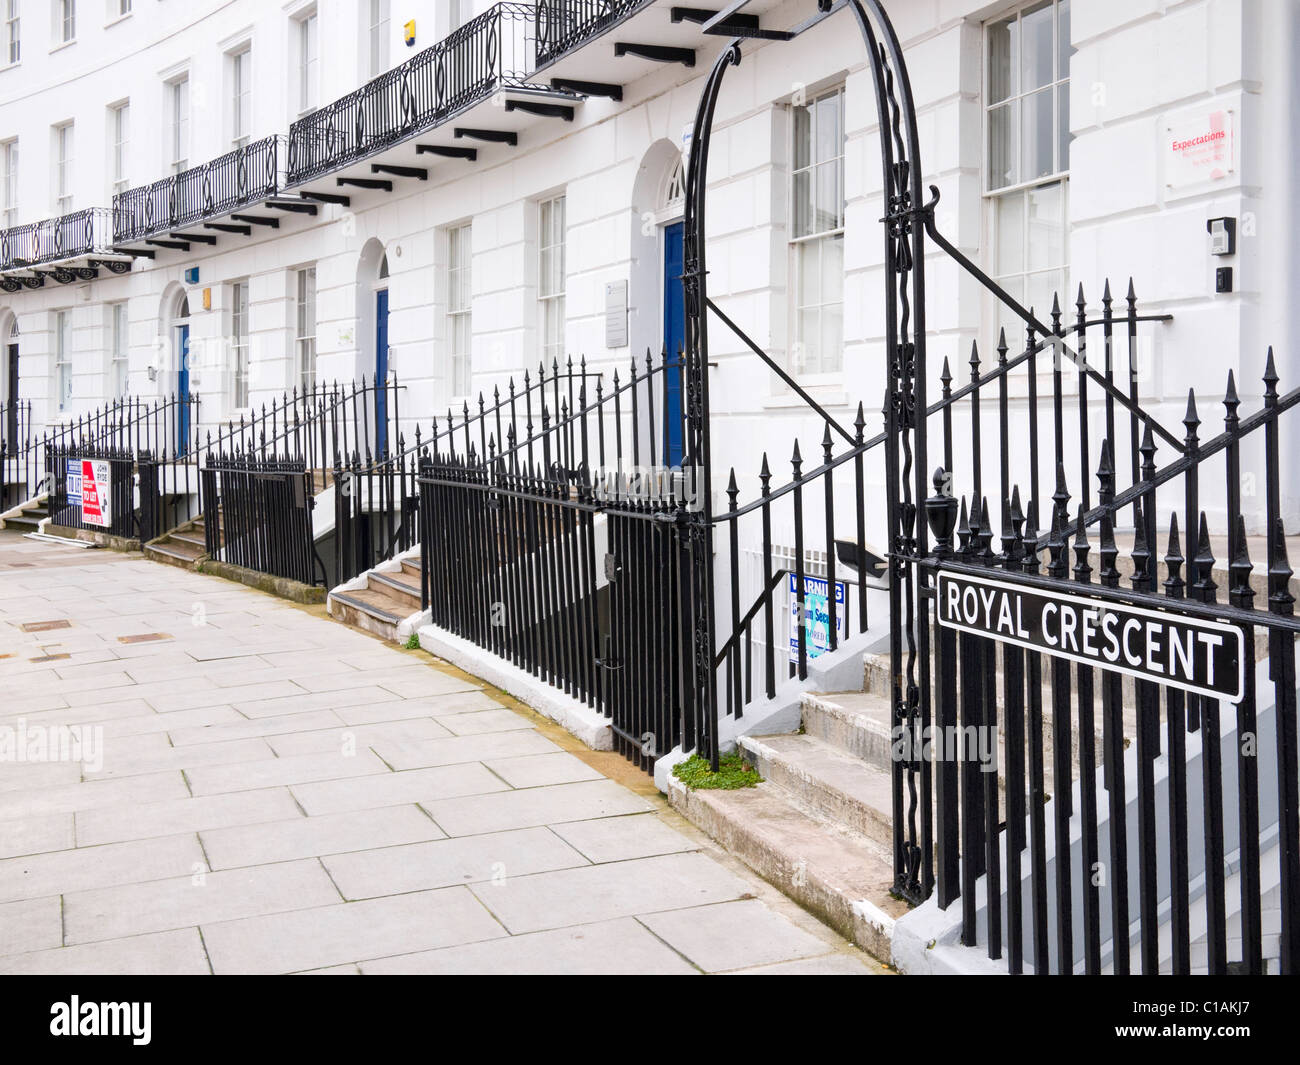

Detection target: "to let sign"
[937, 572, 1243, 702]
[79, 459, 112, 530]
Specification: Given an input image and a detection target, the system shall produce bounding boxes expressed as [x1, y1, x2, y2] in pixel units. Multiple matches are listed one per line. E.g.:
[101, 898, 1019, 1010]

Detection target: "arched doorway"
[355, 238, 390, 456]
[0, 310, 18, 449]
[630, 139, 688, 467]
[163, 287, 191, 455]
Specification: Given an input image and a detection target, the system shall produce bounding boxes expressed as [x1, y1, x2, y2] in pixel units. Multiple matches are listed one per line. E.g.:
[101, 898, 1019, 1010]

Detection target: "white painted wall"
[0, 0, 1293, 543]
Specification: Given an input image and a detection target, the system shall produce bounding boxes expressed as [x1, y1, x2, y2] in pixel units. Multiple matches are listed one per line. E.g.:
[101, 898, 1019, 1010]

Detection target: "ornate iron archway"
[680, 0, 934, 903]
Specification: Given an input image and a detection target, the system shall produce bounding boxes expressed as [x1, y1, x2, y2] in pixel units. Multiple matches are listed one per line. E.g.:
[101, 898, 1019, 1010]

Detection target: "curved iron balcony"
[112, 134, 284, 244]
[0, 208, 117, 290]
[533, 0, 657, 69]
[287, 3, 548, 186]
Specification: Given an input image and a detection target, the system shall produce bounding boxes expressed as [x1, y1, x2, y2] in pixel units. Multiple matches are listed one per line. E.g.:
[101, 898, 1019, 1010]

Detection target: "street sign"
[936, 571, 1244, 702]
[79, 459, 112, 529]
[788, 573, 846, 664]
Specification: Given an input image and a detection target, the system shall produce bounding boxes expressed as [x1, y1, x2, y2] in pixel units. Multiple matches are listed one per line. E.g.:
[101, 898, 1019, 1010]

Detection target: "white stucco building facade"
[0, 0, 1295, 529]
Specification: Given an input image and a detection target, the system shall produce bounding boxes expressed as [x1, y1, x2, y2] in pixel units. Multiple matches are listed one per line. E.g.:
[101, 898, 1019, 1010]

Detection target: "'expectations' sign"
[937, 572, 1244, 702]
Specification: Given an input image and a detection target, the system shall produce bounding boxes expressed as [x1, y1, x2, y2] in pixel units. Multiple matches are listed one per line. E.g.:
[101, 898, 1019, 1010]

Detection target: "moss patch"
[404, 633, 421, 650]
[672, 751, 763, 790]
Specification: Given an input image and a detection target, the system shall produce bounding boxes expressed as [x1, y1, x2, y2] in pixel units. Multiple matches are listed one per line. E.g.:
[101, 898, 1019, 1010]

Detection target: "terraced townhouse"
[1, 0, 1297, 976]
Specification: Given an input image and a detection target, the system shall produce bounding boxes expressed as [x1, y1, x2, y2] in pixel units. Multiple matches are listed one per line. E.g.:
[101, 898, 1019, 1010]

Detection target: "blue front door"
[177, 325, 190, 456]
[663, 222, 685, 467]
[375, 288, 389, 456]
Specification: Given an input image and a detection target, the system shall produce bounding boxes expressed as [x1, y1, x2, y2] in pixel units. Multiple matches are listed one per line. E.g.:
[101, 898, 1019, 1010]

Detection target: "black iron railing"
[919, 344, 1300, 976]
[533, 0, 656, 69]
[334, 442, 423, 586]
[200, 451, 320, 585]
[45, 443, 139, 539]
[1, 394, 198, 511]
[0, 208, 114, 279]
[287, 3, 542, 185]
[112, 135, 283, 244]
[415, 350, 708, 771]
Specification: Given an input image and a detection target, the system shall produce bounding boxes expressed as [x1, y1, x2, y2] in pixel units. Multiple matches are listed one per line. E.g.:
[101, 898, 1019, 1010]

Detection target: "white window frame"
[789, 84, 845, 378]
[55, 0, 74, 44]
[109, 100, 128, 196]
[166, 75, 189, 174]
[230, 46, 252, 149]
[54, 122, 73, 213]
[447, 223, 472, 400]
[296, 9, 318, 116]
[448, 0, 466, 33]
[983, 0, 1071, 337]
[295, 266, 317, 392]
[1, 139, 17, 228]
[230, 280, 249, 410]
[368, 0, 389, 77]
[55, 309, 72, 411]
[538, 195, 566, 366]
[4, 0, 19, 65]
[109, 301, 128, 399]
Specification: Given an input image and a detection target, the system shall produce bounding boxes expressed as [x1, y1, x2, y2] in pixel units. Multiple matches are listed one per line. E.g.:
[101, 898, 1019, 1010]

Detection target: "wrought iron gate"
[680, 0, 1300, 974]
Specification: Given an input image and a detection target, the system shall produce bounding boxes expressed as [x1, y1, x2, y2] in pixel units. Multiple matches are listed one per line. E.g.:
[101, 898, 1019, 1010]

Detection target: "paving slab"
[200, 886, 506, 974]
[0, 532, 877, 975]
[637, 898, 833, 972]
[200, 805, 445, 870]
[360, 917, 699, 975]
[0, 928, 212, 975]
[323, 826, 589, 900]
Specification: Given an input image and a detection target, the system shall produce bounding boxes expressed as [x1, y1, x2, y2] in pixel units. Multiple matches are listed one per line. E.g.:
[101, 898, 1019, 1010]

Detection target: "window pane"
[819, 234, 843, 304]
[1026, 180, 1063, 271]
[1027, 269, 1062, 325]
[1057, 81, 1071, 172]
[820, 303, 843, 374]
[796, 309, 819, 372]
[814, 159, 840, 233]
[797, 240, 820, 305]
[996, 276, 1025, 342]
[793, 104, 810, 170]
[815, 91, 840, 166]
[792, 170, 811, 238]
[987, 102, 1017, 190]
[1058, 0, 1071, 79]
[995, 190, 1025, 276]
[988, 15, 1017, 104]
[1021, 87, 1054, 180]
[1021, 1, 1053, 91]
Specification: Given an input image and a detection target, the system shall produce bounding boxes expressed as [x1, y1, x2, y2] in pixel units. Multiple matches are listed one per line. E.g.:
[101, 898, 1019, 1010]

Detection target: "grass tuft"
[672, 751, 763, 790]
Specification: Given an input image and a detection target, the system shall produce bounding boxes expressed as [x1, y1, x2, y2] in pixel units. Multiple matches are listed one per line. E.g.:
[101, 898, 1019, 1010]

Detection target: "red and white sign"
[1166, 109, 1234, 189]
[80, 459, 112, 529]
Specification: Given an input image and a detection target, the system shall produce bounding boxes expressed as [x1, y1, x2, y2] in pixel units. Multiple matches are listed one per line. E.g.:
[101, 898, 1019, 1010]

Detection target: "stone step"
[801, 689, 1090, 809]
[369, 567, 422, 608]
[666, 774, 906, 964]
[5, 513, 42, 530]
[800, 690, 894, 770]
[738, 731, 894, 850]
[331, 586, 408, 624]
[170, 529, 207, 549]
[329, 580, 420, 643]
[400, 556, 421, 580]
[146, 537, 205, 564]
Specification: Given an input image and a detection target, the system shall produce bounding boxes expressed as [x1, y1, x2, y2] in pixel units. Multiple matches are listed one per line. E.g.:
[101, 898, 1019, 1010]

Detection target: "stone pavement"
[0, 531, 884, 975]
